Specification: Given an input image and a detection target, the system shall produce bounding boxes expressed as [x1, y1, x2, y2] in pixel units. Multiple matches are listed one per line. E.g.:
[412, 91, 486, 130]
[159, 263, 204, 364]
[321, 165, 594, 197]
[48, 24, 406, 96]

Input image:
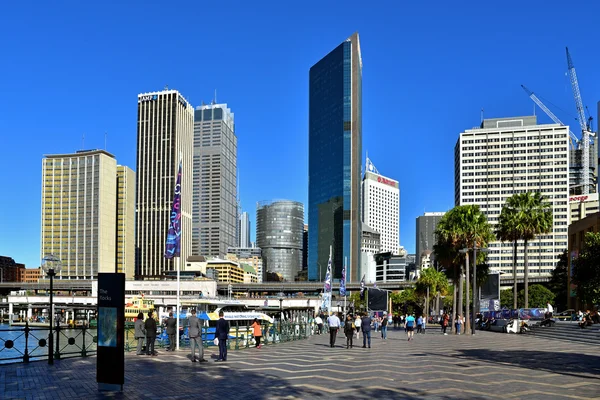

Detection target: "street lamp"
[41, 254, 62, 365]
[472, 243, 489, 335]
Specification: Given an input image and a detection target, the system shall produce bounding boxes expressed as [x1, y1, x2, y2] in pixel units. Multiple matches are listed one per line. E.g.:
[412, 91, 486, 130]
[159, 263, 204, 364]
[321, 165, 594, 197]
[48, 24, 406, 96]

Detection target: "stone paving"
[1, 327, 599, 399]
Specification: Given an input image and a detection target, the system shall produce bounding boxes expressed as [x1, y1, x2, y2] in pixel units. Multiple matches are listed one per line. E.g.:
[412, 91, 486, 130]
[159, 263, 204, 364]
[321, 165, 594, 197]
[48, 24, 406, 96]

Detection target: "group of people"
[133, 309, 231, 363]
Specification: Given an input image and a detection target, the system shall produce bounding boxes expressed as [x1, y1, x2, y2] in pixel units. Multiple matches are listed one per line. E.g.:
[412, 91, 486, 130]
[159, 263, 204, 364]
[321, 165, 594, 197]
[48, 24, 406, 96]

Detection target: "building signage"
[569, 195, 588, 202]
[139, 95, 158, 102]
[178, 96, 187, 108]
[97, 273, 125, 391]
[377, 176, 397, 187]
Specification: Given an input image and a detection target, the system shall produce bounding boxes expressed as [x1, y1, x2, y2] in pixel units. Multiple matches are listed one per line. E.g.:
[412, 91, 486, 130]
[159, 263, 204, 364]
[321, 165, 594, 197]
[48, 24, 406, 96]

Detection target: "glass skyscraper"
[308, 32, 363, 282]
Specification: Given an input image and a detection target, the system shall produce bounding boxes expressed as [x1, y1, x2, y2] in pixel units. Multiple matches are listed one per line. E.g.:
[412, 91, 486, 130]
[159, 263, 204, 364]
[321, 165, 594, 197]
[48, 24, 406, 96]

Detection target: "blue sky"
[1, 1, 599, 270]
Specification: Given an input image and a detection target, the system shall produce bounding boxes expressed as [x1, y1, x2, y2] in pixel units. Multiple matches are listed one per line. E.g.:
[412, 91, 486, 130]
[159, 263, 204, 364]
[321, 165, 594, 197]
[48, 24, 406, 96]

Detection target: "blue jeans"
[381, 326, 387, 339]
[362, 330, 371, 347]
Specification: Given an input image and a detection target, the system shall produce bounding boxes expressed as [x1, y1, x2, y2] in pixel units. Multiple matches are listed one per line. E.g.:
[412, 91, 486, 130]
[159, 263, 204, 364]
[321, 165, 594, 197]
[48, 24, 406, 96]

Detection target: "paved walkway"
[1, 328, 599, 399]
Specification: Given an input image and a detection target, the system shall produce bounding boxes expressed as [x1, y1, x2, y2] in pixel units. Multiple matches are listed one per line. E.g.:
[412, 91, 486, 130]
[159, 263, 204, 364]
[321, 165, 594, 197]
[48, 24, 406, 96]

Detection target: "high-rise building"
[239, 211, 251, 248]
[308, 32, 363, 282]
[116, 165, 135, 278]
[192, 103, 237, 258]
[415, 212, 445, 268]
[41, 150, 134, 279]
[135, 90, 194, 279]
[302, 224, 308, 271]
[362, 158, 399, 254]
[455, 116, 569, 280]
[256, 200, 304, 281]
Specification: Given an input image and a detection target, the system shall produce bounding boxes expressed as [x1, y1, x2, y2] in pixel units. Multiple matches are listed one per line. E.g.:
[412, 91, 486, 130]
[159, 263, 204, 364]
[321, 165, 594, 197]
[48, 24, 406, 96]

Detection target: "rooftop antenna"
[214, 89, 217, 104]
[82, 133, 85, 150]
[164, 84, 169, 90]
[104, 132, 107, 150]
[480, 108, 484, 123]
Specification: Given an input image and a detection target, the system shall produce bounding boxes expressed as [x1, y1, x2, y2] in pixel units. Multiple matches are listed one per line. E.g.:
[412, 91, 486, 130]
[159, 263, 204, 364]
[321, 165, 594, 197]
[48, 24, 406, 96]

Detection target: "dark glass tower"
[308, 33, 362, 282]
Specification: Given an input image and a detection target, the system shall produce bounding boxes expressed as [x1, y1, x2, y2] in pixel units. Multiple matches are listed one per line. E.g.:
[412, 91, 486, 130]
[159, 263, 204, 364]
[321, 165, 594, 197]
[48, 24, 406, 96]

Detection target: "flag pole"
[328, 245, 332, 317]
[344, 256, 347, 317]
[176, 256, 180, 350]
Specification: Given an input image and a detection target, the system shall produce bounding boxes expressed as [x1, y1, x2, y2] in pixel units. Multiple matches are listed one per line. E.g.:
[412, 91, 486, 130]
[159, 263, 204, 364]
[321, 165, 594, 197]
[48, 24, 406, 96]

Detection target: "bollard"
[235, 325, 239, 350]
[24, 322, 30, 363]
[125, 328, 130, 352]
[81, 326, 87, 357]
[55, 324, 61, 360]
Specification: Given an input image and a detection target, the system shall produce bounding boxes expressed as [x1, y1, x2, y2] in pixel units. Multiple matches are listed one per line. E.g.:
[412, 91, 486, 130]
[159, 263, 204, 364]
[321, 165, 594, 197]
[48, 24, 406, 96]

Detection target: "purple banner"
[164, 161, 182, 259]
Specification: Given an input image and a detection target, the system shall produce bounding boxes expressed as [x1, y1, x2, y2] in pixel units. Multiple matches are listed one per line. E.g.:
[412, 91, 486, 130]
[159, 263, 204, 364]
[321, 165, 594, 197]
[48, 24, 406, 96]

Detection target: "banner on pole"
[340, 262, 346, 297]
[321, 255, 332, 312]
[165, 160, 182, 259]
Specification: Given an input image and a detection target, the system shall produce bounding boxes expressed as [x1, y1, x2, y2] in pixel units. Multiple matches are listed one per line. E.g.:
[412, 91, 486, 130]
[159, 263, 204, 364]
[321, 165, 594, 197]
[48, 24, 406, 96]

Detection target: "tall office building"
[41, 150, 134, 279]
[256, 200, 304, 281]
[455, 116, 569, 280]
[361, 158, 399, 254]
[239, 211, 251, 248]
[116, 165, 135, 278]
[136, 89, 194, 279]
[415, 212, 445, 268]
[192, 103, 237, 258]
[308, 32, 363, 282]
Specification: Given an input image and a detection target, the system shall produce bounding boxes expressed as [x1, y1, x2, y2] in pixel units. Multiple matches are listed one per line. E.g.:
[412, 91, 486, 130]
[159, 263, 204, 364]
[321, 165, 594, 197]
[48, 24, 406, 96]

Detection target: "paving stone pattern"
[1, 328, 599, 399]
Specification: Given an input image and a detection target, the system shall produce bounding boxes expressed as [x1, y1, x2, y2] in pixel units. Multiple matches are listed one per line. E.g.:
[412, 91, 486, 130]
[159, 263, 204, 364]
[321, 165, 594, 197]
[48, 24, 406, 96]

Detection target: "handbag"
[214, 337, 219, 345]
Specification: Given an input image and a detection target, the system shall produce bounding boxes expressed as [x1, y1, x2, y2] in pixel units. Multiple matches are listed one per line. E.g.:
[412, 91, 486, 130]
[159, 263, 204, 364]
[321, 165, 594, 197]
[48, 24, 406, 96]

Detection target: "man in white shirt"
[327, 312, 341, 348]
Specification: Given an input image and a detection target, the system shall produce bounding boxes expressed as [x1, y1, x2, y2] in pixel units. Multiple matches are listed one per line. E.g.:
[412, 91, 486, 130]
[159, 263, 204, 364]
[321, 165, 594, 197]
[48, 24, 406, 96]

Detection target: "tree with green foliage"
[390, 289, 421, 315]
[573, 232, 600, 306]
[548, 251, 568, 310]
[416, 267, 449, 315]
[497, 193, 552, 308]
[500, 289, 514, 309]
[349, 291, 366, 313]
[499, 285, 555, 309]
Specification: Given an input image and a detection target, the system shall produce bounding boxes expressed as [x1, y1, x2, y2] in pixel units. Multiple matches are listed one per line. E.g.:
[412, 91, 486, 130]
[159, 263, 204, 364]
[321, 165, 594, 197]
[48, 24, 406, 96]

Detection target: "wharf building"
[455, 116, 569, 281]
[135, 89, 194, 279]
[256, 200, 304, 282]
[308, 32, 363, 282]
[41, 150, 135, 279]
[415, 212, 445, 268]
[192, 103, 237, 258]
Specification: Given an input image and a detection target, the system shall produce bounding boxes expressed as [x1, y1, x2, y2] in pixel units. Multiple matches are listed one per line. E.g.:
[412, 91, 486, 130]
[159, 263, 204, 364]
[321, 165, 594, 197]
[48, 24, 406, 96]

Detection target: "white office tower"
[239, 211, 251, 248]
[455, 116, 569, 280]
[361, 158, 400, 254]
[192, 103, 238, 258]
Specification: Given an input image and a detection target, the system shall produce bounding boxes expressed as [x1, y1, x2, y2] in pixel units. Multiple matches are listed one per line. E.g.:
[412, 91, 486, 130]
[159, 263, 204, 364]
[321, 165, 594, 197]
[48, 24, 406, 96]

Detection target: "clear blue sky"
[2, 1, 599, 270]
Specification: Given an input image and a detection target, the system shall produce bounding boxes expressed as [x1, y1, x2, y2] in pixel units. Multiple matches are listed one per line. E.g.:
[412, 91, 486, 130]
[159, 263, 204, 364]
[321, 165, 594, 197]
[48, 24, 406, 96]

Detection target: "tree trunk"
[458, 263, 464, 334]
[465, 252, 470, 334]
[513, 240, 518, 310]
[452, 266, 457, 334]
[524, 239, 529, 308]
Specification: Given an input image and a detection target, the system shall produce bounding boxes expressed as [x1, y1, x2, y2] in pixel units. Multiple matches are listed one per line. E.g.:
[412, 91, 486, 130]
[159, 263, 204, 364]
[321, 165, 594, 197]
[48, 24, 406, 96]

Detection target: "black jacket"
[165, 317, 177, 335]
[361, 316, 372, 332]
[144, 318, 157, 337]
[215, 318, 230, 341]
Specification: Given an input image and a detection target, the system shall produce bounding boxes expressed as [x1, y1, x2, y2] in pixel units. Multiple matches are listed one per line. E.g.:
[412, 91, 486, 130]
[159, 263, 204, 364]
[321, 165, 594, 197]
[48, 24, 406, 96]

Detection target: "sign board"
[96, 273, 125, 391]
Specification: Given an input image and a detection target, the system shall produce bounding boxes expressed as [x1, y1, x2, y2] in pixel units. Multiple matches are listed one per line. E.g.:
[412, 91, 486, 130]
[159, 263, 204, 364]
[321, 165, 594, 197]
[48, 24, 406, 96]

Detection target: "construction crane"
[566, 47, 595, 194]
[521, 85, 579, 149]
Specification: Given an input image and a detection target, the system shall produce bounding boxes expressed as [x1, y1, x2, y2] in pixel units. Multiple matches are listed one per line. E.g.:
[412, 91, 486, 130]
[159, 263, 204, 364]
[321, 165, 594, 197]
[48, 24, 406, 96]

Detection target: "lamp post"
[278, 296, 284, 336]
[472, 243, 489, 335]
[41, 254, 62, 365]
[459, 248, 470, 334]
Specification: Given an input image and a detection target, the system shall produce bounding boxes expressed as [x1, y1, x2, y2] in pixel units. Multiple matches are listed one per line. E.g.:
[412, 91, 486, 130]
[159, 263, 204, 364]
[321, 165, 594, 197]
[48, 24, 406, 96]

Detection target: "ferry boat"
[125, 295, 155, 322]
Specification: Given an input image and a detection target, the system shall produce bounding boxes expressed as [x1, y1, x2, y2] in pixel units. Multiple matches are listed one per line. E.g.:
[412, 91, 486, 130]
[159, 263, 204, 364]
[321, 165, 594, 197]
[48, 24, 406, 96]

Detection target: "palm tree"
[416, 267, 449, 316]
[498, 193, 553, 308]
[497, 204, 520, 310]
[434, 205, 495, 333]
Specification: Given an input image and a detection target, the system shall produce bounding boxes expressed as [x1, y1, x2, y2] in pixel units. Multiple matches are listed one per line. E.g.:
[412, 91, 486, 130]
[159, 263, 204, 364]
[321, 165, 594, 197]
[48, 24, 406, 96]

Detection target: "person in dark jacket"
[144, 311, 157, 356]
[215, 311, 230, 362]
[134, 313, 146, 355]
[361, 313, 372, 348]
[344, 315, 355, 349]
[165, 312, 177, 351]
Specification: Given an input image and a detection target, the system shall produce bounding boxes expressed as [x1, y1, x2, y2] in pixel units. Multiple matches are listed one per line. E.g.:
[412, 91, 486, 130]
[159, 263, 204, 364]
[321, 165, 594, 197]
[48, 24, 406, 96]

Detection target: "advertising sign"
[97, 273, 125, 391]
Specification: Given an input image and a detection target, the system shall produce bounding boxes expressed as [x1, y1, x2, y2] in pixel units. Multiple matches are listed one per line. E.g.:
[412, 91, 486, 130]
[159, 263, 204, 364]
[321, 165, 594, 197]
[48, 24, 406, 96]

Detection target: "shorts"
[406, 326, 414, 332]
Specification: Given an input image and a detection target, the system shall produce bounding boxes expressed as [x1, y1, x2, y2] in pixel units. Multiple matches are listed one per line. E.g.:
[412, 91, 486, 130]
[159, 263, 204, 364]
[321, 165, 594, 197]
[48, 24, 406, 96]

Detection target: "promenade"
[2, 328, 599, 400]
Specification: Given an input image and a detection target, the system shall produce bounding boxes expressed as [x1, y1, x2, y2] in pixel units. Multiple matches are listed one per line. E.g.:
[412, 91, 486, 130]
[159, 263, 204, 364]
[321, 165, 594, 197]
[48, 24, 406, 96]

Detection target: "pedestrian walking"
[144, 311, 157, 356]
[165, 311, 177, 351]
[354, 315, 362, 339]
[134, 312, 146, 355]
[251, 318, 263, 348]
[315, 315, 324, 335]
[361, 313, 372, 348]
[405, 313, 415, 341]
[188, 308, 207, 362]
[344, 315, 355, 349]
[215, 311, 230, 362]
[381, 313, 388, 339]
[422, 315, 427, 334]
[327, 312, 341, 347]
[442, 313, 449, 335]
[455, 315, 463, 335]
[416, 315, 423, 334]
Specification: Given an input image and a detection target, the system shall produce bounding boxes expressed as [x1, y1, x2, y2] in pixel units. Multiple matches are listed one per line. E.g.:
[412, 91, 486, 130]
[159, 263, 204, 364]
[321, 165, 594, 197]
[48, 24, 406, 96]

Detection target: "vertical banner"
[321, 256, 332, 313]
[165, 160, 182, 259]
[97, 273, 125, 391]
[359, 274, 366, 300]
[339, 260, 347, 297]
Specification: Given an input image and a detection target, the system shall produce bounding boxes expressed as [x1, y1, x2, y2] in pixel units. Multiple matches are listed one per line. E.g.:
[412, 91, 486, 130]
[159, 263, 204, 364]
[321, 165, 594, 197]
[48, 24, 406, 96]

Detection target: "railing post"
[235, 325, 239, 350]
[81, 326, 87, 357]
[23, 321, 30, 363]
[55, 323, 61, 360]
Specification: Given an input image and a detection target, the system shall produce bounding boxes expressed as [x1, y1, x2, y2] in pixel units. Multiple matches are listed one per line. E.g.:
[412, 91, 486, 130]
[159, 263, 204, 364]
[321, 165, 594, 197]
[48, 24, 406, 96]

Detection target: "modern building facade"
[302, 224, 308, 271]
[569, 193, 599, 222]
[256, 200, 304, 281]
[308, 32, 363, 282]
[192, 103, 237, 259]
[415, 212, 445, 268]
[374, 252, 408, 282]
[136, 89, 194, 279]
[116, 166, 135, 278]
[239, 211, 251, 248]
[21, 268, 41, 283]
[362, 158, 399, 254]
[41, 150, 133, 279]
[455, 116, 570, 281]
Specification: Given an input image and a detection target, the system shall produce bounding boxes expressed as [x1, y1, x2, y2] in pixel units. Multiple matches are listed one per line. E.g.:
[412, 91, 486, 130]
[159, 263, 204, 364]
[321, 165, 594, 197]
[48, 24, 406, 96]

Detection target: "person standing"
[455, 315, 463, 335]
[381, 314, 388, 340]
[422, 315, 427, 334]
[327, 312, 341, 348]
[134, 312, 146, 355]
[144, 311, 157, 356]
[315, 315, 323, 335]
[251, 318, 263, 349]
[405, 313, 416, 341]
[442, 313, 449, 335]
[361, 313, 372, 348]
[344, 315, 354, 349]
[165, 311, 177, 351]
[416, 315, 423, 334]
[354, 314, 362, 339]
[215, 311, 230, 361]
[188, 308, 206, 362]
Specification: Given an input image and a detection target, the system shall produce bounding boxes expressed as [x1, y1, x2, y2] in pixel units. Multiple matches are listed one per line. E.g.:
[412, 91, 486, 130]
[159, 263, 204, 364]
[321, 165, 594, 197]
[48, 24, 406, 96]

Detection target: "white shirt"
[315, 316, 323, 325]
[327, 315, 341, 328]
[547, 304, 554, 313]
[354, 317, 362, 327]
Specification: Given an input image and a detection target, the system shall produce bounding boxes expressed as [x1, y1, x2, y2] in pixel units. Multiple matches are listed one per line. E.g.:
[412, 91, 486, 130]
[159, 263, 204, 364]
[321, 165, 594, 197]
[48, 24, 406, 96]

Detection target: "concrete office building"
[256, 200, 304, 281]
[192, 103, 237, 258]
[136, 89, 194, 279]
[116, 166, 135, 278]
[374, 252, 408, 283]
[415, 212, 445, 268]
[42, 150, 134, 279]
[239, 211, 251, 248]
[455, 116, 569, 281]
[308, 32, 363, 282]
[362, 158, 399, 254]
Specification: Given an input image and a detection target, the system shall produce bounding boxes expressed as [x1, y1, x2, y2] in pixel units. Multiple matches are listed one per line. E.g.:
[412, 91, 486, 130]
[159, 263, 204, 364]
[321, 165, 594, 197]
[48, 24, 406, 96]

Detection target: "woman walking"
[455, 315, 463, 335]
[251, 318, 263, 348]
[344, 315, 355, 349]
[442, 313, 449, 335]
[354, 314, 362, 339]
